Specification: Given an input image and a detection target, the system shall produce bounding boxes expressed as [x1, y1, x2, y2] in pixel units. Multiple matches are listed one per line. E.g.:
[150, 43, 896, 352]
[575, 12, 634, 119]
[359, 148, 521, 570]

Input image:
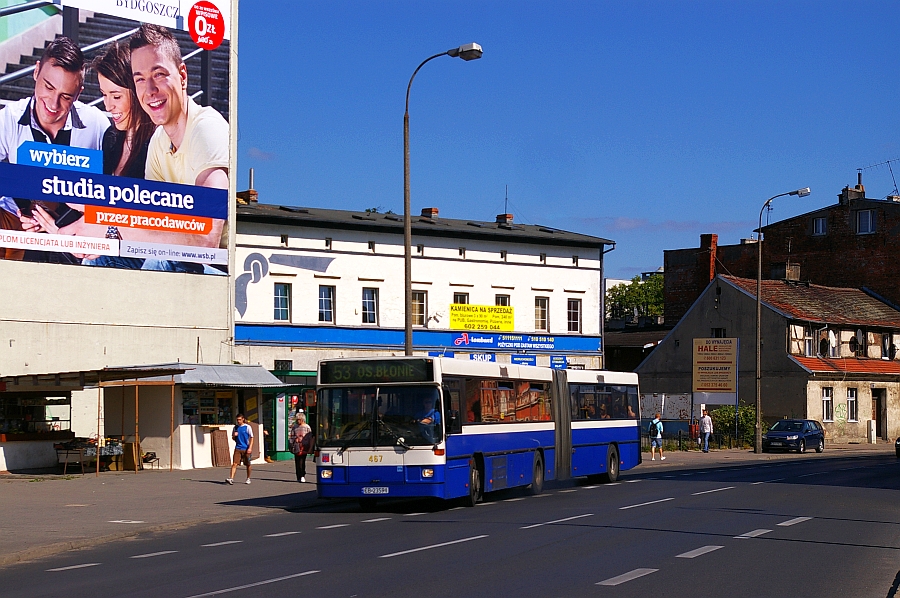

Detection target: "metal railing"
[0, 0, 52, 19]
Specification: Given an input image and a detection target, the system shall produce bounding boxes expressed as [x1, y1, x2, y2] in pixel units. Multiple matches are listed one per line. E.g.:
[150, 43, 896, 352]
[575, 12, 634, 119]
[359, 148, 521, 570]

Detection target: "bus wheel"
[465, 462, 483, 507]
[602, 445, 620, 483]
[359, 497, 377, 511]
[529, 454, 544, 495]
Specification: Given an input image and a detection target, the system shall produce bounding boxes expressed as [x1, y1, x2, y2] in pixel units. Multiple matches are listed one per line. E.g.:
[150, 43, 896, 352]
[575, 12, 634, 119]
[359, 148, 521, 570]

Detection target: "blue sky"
[236, 1, 900, 279]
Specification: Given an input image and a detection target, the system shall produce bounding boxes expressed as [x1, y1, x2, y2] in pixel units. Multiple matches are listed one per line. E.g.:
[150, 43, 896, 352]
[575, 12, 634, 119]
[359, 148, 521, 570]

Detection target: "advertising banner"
[0, 0, 232, 274]
[692, 338, 739, 392]
[510, 354, 536, 366]
[449, 303, 514, 331]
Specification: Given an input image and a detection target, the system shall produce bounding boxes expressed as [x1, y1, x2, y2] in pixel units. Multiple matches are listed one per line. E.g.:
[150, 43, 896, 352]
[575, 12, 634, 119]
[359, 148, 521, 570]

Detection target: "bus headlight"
[320, 469, 333, 479]
[422, 468, 434, 478]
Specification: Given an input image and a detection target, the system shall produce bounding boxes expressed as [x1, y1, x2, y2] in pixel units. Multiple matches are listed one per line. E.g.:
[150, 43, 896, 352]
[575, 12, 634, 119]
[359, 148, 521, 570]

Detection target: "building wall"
[235, 219, 604, 371]
[0, 260, 232, 376]
[805, 379, 900, 442]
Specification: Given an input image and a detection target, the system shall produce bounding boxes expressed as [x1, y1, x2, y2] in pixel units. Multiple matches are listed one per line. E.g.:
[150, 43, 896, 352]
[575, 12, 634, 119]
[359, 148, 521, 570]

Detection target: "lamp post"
[404, 43, 483, 355]
[755, 186, 810, 453]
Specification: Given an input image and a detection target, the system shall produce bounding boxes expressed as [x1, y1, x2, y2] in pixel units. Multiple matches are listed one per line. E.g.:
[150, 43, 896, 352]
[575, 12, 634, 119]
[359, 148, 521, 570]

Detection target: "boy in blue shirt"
[227, 414, 254, 485]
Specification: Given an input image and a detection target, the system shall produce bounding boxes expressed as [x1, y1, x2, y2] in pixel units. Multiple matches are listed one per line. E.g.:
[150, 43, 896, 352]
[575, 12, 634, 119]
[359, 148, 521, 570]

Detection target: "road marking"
[521, 513, 593, 529]
[316, 524, 350, 529]
[531, 493, 551, 498]
[619, 497, 675, 510]
[404, 512, 426, 516]
[264, 531, 302, 537]
[503, 497, 526, 502]
[663, 475, 676, 478]
[597, 568, 658, 586]
[735, 529, 772, 539]
[625, 479, 642, 483]
[47, 563, 101, 572]
[583, 485, 599, 489]
[680, 473, 694, 476]
[676, 545, 724, 559]
[378, 535, 488, 558]
[606, 482, 621, 486]
[753, 478, 785, 484]
[778, 516, 813, 527]
[797, 472, 826, 478]
[202, 541, 243, 547]
[691, 486, 734, 496]
[559, 489, 578, 493]
[184, 570, 319, 597]
[108, 520, 145, 524]
[361, 517, 391, 523]
[130, 551, 177, 559]
[449, 506, 464, 510]
[695, 471, 709, 474]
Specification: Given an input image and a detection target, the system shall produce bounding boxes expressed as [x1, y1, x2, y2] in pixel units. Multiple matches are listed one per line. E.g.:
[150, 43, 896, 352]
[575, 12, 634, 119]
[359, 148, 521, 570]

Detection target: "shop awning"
[0, 365, 188, 393]
[136, 363, 285, 388]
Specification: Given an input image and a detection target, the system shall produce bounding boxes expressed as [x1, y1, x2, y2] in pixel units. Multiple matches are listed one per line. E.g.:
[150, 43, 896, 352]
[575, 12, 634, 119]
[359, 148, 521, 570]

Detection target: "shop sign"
[449, 304, 514, 331]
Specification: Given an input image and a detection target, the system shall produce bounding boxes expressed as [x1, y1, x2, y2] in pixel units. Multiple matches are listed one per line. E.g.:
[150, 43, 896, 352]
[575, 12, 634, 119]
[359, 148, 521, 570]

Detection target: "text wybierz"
[41, 175, 194, 210]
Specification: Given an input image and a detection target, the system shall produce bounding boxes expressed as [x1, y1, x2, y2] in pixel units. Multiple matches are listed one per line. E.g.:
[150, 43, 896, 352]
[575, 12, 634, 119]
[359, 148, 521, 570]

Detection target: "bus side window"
[444, 386, 462, 434]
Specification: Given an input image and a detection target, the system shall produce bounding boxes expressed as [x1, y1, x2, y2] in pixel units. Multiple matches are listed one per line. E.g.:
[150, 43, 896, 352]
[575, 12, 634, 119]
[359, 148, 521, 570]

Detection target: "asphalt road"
[4, 451, 900, 598]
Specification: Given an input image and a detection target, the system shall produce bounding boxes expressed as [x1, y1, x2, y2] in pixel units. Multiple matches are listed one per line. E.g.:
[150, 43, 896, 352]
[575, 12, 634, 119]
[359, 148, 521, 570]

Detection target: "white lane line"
[404, 512, 426, 516]
[620, 497, 675, 510]
[378, 535, 488, 559]
[752, 478, 785, 484]
[184, 570, 319, 597]
[695, 471, 709, 474]
[735, 529, 772, 539]
[680, 473, 694, 476]
[130, 550, 178, 559]
[597, 568, 658, 586]
[531, 493, 551, 498]
[264, 531, 302, 537]
[202, 541, 243, 547]
[316, 524, 350, 529]
[778, 516, 813, 527]
[583, 485, 599, 489]
[449, 506, 465, 511]
[504, 497, 526, 502]
[47, 563, 101, 572]
[691, 486, 735, 496]
[606, 482, 621, 486]
[521, 513, 593, 530]
[797, 472, 827, 478]
[676, 545, 724, 559]
[625, 479, 642, 483]
[361, 517, 391, 523]
[559, 489, 578, 493]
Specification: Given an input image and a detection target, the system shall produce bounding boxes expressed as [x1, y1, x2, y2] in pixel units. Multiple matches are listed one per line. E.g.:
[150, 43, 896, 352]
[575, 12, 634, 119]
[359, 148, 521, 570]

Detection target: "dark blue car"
[762, 419, 824, 453]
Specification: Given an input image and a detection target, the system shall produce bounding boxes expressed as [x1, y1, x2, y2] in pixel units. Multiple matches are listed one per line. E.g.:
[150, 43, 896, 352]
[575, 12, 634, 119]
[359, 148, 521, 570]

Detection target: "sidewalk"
[0, 459, 320, 567]
[2, 443, 895, 568]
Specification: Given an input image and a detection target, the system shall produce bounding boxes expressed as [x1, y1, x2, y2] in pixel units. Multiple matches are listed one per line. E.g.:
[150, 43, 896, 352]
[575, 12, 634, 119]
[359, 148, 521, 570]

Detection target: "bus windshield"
[318, 385, 443, 448]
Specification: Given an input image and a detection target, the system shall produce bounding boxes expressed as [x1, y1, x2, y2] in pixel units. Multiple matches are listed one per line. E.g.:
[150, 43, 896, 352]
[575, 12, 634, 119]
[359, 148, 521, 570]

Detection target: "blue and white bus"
[315, 357, 641, 506]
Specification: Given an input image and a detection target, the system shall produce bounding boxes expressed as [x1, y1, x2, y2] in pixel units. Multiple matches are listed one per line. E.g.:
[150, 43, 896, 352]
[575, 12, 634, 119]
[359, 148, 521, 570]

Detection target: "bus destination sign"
[320, 359, 434, 385]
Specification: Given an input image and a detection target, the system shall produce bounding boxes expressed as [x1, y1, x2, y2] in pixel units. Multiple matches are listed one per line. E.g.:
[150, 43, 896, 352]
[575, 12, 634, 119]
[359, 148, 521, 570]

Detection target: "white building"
[234, 200, 614, 372]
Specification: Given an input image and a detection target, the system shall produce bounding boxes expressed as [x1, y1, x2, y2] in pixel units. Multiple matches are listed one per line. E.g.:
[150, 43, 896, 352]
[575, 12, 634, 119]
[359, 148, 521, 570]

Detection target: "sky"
[235, 1, 900, 280]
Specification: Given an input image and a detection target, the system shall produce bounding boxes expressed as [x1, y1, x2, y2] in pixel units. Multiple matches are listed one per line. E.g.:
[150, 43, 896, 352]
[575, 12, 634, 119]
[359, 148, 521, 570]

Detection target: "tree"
[606, 274, 663, 320]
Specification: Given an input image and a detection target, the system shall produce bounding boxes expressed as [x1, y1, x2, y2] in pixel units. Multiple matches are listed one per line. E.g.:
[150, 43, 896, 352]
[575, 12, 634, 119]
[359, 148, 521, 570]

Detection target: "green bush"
[709, 403, 756, 445]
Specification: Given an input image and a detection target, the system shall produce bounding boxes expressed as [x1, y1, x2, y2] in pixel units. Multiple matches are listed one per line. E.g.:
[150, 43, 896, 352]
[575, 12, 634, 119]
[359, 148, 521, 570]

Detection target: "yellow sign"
[449, 304, 514, 331]
[692, 338, 738, 393]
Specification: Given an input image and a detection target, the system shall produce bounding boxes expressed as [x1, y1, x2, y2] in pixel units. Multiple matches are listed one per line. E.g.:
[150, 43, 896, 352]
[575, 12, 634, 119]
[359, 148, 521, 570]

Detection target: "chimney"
[698, 233, 718, 284]
[420, 207, 439, 219]
[496, 213, 513, 224]
[236, 167, 258, 204]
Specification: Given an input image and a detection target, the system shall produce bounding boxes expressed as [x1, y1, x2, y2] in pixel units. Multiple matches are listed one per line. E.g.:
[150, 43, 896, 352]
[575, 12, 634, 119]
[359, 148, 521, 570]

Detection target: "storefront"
[262, 369, 317, 461]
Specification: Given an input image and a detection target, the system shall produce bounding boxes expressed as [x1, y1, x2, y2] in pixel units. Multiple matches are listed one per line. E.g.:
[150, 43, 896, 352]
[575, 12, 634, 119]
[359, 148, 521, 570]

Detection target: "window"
[453, 292, 469, 305]
[812, 217, 826, 236]
[274, 360, 293, 372]
[819, 330, 839, 358]
[318, 286, 335, 323]
[274, 283, 291, 321]
[883, 333, 896, 360]
[822, 387, 834, 422]
[804, 329, 814, 357]
[857, 209, 875, 234]
[567, 299, 582, 332]
[361, 288, 378, 324]
[711, 328, 727, 338]
[535, 297, 549, 331]
[412, 291, 427, 326]
[495, 294, 510, 306]
[847, 388, 858, 422]
[849, 329, 865, 357]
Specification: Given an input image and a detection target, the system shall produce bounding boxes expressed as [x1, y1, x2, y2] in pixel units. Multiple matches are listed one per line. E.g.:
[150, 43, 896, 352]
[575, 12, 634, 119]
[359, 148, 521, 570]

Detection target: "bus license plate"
[362, 487, 389, 495]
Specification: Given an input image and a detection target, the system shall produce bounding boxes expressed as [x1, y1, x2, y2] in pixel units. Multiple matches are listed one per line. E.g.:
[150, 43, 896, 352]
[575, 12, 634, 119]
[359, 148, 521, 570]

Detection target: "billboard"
[449, 303, 514, 331]
[0, 0, 232, 274]
[692, 338, 739, 393]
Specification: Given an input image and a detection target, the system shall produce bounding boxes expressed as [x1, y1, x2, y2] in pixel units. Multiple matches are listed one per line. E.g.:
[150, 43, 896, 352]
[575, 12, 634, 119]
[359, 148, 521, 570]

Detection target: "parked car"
[762, 419, 825, 453]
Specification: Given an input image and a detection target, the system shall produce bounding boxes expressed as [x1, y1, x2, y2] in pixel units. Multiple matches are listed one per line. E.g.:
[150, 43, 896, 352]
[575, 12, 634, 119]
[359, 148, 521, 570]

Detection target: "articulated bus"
[314, 357, 641, 506]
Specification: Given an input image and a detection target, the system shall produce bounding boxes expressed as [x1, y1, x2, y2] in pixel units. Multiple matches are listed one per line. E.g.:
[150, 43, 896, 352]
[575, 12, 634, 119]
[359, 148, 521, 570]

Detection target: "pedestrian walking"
[227, 413, 254, 485]
[649, 412, 665, 461]
[290, 412, 313, 483]
[700, 409, 713, 453]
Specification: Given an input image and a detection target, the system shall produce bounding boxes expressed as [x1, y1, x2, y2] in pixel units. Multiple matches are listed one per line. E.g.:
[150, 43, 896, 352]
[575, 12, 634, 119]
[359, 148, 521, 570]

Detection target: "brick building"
[664, 178, 900, 324]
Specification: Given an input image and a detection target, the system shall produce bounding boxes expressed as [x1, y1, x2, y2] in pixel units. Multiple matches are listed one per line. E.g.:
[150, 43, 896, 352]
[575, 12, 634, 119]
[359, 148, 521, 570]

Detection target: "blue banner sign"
[550, 355, 568, 369]
[428, 351, 454, 358]
[18, 142, 102, 174]
[469, 353, 496, 362]
[510, 354, 537, 366]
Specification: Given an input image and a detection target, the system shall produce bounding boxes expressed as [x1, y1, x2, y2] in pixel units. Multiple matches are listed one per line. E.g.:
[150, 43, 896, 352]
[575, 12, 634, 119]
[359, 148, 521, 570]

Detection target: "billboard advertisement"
[448, 303, 514, 331]
[0, 0, 232, 274]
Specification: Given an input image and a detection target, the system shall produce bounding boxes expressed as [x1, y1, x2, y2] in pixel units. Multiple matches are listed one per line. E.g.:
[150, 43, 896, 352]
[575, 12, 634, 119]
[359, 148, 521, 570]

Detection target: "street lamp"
[755, 186, 810, 453]
[403, 43, 483, 355]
